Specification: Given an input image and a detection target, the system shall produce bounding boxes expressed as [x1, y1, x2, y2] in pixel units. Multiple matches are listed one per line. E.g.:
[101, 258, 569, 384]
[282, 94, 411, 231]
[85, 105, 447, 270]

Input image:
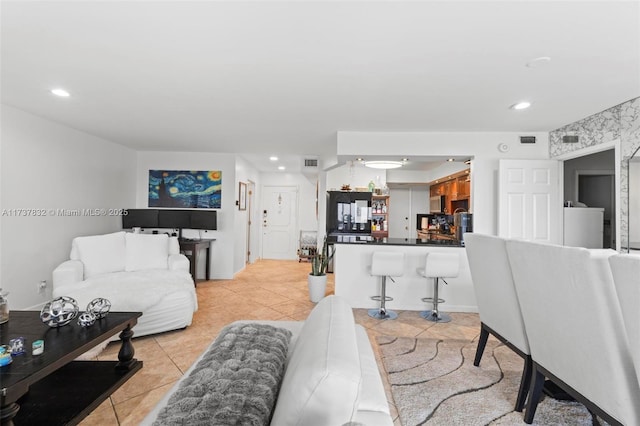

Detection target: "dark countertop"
[328, 235, 463, 247]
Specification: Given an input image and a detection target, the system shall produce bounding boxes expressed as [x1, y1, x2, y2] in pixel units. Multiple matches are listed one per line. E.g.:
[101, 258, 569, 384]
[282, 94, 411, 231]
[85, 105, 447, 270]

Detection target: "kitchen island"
[332, 237, 477, 313]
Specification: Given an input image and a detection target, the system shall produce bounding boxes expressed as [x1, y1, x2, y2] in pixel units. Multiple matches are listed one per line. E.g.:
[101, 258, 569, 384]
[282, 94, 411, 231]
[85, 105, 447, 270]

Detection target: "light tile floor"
[80, 259, 481, 425]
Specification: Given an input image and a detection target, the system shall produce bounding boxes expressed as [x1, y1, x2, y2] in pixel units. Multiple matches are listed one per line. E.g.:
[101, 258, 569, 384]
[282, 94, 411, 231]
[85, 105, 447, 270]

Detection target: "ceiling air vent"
[563, 135, 579, 144]
[302, 157, 319, 175]
[520, 136, 536, 144]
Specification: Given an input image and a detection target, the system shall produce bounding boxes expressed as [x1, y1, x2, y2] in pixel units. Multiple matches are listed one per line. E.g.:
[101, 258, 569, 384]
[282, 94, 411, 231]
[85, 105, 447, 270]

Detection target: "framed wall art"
[148, 170, 221, 209]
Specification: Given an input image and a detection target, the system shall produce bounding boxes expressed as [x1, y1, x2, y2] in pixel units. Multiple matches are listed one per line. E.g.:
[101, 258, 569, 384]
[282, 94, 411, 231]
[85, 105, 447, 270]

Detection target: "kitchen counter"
[329, 235, 462, 247]
[333, 240, 477, 313]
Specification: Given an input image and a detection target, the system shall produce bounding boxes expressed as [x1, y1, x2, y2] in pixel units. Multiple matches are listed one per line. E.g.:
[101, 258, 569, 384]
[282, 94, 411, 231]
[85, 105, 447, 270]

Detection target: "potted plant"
[308, 236, 335, 302]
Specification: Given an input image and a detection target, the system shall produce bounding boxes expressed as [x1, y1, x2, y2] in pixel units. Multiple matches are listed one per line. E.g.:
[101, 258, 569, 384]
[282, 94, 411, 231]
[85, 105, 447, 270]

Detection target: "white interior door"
[498, 159, 561, 243]
[261, 186, 298, 259]
[389, 187, 411, 238]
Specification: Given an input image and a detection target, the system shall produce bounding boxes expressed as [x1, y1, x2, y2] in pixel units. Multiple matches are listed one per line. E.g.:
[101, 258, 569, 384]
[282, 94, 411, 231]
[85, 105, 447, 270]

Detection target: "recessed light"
[278, 166, 285, 171]
[269, 156, 278, 161]
[510, 101, 531, 110]
[526, 56, 551, 68]
[51, 88, 70, 97]
[447, 158, 454, 162]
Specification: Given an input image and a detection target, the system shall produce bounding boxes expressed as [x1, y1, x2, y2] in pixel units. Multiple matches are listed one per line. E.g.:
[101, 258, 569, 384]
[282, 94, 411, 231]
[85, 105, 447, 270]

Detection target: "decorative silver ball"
[78, 312, 97, 327]
[86, 298, 111, 319]
[40, 296, 79, 327]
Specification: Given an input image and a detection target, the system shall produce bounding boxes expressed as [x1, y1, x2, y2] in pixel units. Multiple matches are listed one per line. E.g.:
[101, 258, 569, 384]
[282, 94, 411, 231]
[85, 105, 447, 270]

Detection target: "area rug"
[377, 336, 602, 426]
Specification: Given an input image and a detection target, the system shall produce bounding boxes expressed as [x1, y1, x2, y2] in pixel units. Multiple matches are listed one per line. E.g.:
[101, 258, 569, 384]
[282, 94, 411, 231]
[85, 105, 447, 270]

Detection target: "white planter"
[308, 274, 327, 303]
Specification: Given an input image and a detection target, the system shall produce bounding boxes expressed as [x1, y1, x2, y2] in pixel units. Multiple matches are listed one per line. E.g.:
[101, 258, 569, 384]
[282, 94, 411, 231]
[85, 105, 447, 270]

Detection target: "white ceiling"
[2, 1, 639, 173]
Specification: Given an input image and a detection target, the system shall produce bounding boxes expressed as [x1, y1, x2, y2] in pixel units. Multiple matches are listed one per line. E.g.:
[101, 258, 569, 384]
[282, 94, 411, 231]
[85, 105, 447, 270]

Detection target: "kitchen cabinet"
[428, 170, 471, 214]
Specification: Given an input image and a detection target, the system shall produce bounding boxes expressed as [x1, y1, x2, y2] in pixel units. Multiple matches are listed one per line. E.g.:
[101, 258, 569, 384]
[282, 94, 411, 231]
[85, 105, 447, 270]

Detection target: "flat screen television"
[190, 210, 217, 230]
[158, 209, 191, 229]
[122, 209, 159, 229]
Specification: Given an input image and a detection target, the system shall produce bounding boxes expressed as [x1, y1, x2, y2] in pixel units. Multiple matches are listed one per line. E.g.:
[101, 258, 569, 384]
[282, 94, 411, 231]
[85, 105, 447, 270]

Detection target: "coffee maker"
[454, 212, 473, 244]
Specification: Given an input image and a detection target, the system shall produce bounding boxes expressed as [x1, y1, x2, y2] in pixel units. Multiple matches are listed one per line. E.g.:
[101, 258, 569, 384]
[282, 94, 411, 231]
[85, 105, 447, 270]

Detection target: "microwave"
[430, 195, 445, 213]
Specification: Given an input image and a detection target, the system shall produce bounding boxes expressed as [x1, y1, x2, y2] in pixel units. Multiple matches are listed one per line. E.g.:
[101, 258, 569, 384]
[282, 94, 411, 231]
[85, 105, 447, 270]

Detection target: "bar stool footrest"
[371, 295, 394, 302]
[421, 297, 445, 304]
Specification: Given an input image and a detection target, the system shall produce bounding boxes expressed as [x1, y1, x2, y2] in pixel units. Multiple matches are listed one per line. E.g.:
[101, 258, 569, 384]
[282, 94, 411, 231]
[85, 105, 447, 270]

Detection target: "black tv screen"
[122, 209, 159, 229]
[190, 210, 217, 230]
[158, 209, 191, 229]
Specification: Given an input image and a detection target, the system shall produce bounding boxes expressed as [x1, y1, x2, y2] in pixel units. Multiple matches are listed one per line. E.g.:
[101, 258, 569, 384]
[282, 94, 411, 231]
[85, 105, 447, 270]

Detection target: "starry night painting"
[148, 170, 222, 209]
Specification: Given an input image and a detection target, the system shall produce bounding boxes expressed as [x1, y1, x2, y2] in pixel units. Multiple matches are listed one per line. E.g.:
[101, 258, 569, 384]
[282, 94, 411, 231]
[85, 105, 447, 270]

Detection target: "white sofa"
[142, 295, 393, 426]
[52, 231, 197, 338]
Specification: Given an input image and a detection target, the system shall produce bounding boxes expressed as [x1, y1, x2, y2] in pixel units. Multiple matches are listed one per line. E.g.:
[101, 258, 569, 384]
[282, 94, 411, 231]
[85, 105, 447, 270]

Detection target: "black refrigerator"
[326, 191, 372, 236]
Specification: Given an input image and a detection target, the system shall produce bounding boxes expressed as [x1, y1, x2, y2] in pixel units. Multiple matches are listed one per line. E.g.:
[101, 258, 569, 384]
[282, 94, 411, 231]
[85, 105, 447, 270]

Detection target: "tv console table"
[179, 238, 215, 284]
[0, 311, 142, 425]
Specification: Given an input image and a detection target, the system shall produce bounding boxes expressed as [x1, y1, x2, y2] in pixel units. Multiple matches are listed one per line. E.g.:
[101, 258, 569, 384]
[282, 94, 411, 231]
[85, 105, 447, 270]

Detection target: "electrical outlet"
[37, 280, 47, 294]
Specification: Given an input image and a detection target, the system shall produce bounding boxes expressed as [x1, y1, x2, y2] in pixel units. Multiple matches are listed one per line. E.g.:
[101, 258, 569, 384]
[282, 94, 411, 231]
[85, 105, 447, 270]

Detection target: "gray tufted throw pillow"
[153, 323, 292, 426]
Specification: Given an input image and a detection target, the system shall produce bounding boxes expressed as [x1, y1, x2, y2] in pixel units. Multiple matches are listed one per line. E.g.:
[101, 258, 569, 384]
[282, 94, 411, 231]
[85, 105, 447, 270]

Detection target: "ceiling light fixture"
[269, 156, 278, 161]
[51, 88, 70, 97]
[447, 158, 454, 162]
[278, 166, 285, 171]
[510, 101, 531, 110]
[363, 160, 404, 169]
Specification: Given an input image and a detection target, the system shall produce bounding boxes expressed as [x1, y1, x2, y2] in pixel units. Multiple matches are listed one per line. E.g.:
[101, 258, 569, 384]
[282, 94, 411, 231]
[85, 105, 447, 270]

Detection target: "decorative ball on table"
[77, 312, 97, 327]
[86, 297, 111, 319]
[40, 296, 79, 327]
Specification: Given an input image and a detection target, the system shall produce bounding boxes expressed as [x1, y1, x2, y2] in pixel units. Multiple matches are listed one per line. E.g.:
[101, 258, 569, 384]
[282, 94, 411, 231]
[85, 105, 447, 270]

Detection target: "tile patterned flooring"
[80, 259, 481, 425]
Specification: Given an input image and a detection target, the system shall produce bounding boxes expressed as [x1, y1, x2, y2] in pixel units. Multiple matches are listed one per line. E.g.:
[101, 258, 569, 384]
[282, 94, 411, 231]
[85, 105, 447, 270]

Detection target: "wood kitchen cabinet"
[457, 175, 470, 198]
[428, 169, 471, 213]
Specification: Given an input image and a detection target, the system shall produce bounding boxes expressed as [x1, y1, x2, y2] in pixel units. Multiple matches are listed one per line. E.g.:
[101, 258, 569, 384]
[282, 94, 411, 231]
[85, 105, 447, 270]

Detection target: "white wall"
[1, 105, 136, 309]
[387, 161, 469, 185]
[327, 161, 387, 192]
[336, 131, 550, 235]
[135, 152, 238, 279]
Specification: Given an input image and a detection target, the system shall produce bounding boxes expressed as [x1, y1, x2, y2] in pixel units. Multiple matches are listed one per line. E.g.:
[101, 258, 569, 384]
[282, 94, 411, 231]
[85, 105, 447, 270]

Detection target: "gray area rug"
[377, 336, 601, 426]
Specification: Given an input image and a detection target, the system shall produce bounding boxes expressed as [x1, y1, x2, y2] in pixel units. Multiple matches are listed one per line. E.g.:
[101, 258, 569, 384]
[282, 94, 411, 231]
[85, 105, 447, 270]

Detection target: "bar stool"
[417, 252, 459, 323]
[368, 252, 404, 320]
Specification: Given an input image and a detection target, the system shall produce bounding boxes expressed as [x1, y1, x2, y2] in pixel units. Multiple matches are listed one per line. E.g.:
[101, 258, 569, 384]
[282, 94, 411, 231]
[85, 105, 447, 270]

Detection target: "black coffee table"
[0, 311, 142, 425]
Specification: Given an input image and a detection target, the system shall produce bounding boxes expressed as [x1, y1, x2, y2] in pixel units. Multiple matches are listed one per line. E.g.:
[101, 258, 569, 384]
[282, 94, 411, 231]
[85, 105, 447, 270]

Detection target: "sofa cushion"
[270, 295, 361, 426]
[125, 233, 169, 271]
[168, 236, 180, 255]
[71, 231, 126, 279]
[152, 322, 292, 425]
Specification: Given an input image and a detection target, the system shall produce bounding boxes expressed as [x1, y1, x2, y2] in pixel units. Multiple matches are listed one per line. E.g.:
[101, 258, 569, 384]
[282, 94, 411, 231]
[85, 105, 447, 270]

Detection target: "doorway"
[246, 180, 256, 264]
[577, 172, 615, 248]
[261, 186, 299, 259]
[560, 145, 619, 250]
